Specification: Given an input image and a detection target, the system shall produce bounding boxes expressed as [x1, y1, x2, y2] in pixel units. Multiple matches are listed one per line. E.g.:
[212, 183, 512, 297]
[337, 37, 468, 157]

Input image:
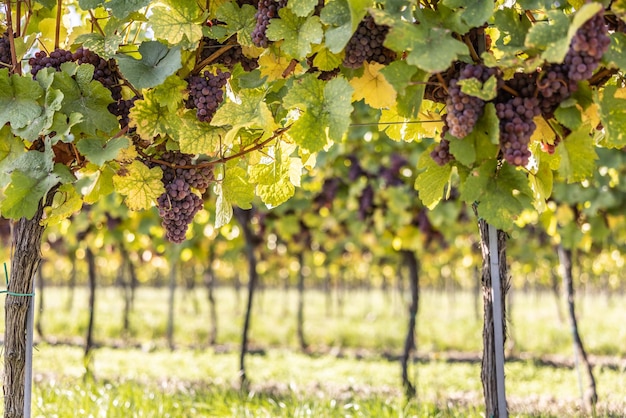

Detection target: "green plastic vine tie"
[1, 262, 35, 297]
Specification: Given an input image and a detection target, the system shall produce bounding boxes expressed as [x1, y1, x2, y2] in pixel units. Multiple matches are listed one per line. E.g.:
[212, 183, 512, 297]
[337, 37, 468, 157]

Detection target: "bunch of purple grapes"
[187, 70, 230, 122]
[343, 15, 396, 69]
[153, 151, 213, 243]
[252, 0, 288, 48]
[0, 32, 12, 67]
[564, 11, 610, 82]
[445, 64, 498, 139]
[28, 48, 74, 77]
[201, 37, 259, 72]
[496, 96, 541, 166]
[109, 97, 138, 129]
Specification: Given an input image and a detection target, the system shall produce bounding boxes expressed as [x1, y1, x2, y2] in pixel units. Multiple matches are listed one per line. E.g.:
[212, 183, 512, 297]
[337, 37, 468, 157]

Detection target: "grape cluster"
[496, 96, 541, 166]
[201, 37, 259, 72]
[430, 114, 454, 166]
[565, 11, 610, 82]
[109, 97, 138, 128]
[252, 0, 288, 48]
[0, 32, 12, 67]
[343, 14, 396, 69]
[153, 151, 213, 243]
[187, 70, 230, 122]
[28, 48, 74, 77]
[445, 64, 497, 138]
[313, 177, 342, 209]
[73, 47, 122, 101]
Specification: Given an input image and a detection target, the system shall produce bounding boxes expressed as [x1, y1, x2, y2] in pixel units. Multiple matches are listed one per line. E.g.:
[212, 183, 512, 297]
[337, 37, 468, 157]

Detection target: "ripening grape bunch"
[343, 14, 396, 69]
[430, 114, 454, 166]
[187, 70, 230, 122]
[445, 64, 498, 139]
[28, 48, 74, 77]
[0, 32, 12, 67]
[73, 47, 122, 101]
[252, 0, 288, 48]
[201, 37, 259, 72]
[152, 151, 213, 243]
[109, 97, 138, 129]
[564, 11, 611, 82]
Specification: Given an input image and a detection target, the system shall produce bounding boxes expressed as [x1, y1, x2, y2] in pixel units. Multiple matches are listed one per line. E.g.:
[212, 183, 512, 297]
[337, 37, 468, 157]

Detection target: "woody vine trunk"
[477, 219, 509, 417]
[4, 192, 55, 418]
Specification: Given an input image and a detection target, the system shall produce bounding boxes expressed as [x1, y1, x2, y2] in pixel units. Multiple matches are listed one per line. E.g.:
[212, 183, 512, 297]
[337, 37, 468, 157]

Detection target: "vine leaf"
[441, 0, 493, 27]
[458, 75, 498, 101]
[266, 9, 323, 59]
[311, 45, 343, 71]
[283, 75, 353, 152]
[385, 22, 468, 73]
[113, 160, 164, 210]
[129, 90, 182, 140]
[211, 89, 275, 145]
[43, 183, 83, 225]
[76, 136, 130, 167]
[81, 164, 116, 204]
[603, 33, 626, 72]
[379, 106, 422, 142]
[0, 69, 43, 131]
[215, 165, 255, 228]
[249, 143, 302, 207]
[1, 170, 60, 220]
[178, 111, 227, 155]
[288, 0, 319, 17]
[460, 160, 533, 230]
[78, 0, 150, 18]
[150, 0, 206, 49]
[152, 75, 187, 113]
[597, 85, 626, 148]
[208, 3, 257, 47]
[493, 8, 532, 53]
[116, 41, 182, 90]
[258, 51, 304, 81]
[529, 156, 553, 212]
[556, 124, 597, 183]
[415, 151, 454, 209]
[75, 32, 124, 59]
[320, 0, 368, 54]
[350, 62, 396, 109]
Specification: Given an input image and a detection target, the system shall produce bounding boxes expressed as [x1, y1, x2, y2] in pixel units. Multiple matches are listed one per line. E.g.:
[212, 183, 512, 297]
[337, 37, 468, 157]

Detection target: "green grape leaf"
[603, 33, 626, 71]
[113, 160, 164, 210]
[214, 184, 233, 228]
[76, 136, 129, 166]
[211, 89, 274, 145]
[554, 105, 582, 130]
[1, 170, 60, 220]
[78, 0, 150, 18]
[597, 85, 626, 148]
[320, 0, 368, 53]
[129, 90, 181, 140]
[0, 129, 25, 188]
[116, 41, 182, 89]
[415, 151, 453, 209]
[249, 144, 301, 207]
[460, 160, 533, 230]
[152, 75, 187, 113]
[493, 8, 532, 52]
[379, 106, 422, 142]
[555, 124, 597, 183]
[0, 69, 43, 130]
[379, 60, 419, 96]
[458, 75, 498, 101]
[385, 22, 468, 73]
[441, 0, 493, 27]
[51, 67, 118, 135]
[212, 3, 257, 47]
[178, 111, 227, 155]
[256, 178, 296, 207]
[42, 183, 83, 226]
[13, 85, 63, 142]
[150, 0, 205, 49]
[75, 32, 124, 59]
[283, 75, 353, 152]
[266, 9, 323, 59]
[288, 0, 319, 17]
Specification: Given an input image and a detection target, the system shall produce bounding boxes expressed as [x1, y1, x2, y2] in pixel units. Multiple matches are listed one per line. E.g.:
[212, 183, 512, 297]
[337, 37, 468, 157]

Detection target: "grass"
[0, 286, 624, 416]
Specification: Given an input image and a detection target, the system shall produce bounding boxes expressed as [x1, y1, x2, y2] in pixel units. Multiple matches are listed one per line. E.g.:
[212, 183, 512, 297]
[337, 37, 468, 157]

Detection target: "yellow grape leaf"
[178, 111, 227, 155]
[113, 160, 165, 210]
[531, 115, 555, 144]
[129, 91, 181, 141]
[42, 184, 83, 226]
[350, 62, 396, 109]
[258, 50, 304, 81]
[379, 106, 421, 142]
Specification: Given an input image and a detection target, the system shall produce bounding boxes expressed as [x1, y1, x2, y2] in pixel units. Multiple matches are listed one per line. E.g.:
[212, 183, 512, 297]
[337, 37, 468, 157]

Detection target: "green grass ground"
[0, 287, 624, 416]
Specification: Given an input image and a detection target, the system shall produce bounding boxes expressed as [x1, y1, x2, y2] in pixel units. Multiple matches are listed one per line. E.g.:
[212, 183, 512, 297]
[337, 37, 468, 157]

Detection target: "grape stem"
[136, 125, 293, 170]
[88, 10, 106, 37]
[192, 37, 238, 75]
[4, 0, 20, 74]
[55, 0, 62, 49]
